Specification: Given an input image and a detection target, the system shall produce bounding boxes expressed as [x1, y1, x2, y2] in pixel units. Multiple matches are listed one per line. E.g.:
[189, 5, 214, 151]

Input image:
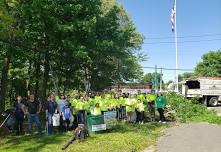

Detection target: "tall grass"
[166, 93, 221, 125]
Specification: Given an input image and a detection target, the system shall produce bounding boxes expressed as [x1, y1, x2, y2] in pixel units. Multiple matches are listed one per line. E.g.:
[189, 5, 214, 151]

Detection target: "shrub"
[166, 93, 221, 125]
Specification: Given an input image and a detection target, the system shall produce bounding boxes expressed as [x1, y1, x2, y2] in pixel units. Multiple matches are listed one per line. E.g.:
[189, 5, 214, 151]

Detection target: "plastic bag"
[52, 113, 60, 126]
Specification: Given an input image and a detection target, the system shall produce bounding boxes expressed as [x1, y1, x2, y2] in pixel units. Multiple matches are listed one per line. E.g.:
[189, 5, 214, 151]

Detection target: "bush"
[166, 93, 221, 125]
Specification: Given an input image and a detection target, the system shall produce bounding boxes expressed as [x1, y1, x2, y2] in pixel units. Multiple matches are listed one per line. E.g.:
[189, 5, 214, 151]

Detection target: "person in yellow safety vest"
[136, 99, 145, 124]
[92, 103, 102, 116]
[84, 99, 91, 114]
[146, 91, 157, 121]
[100, 97, 108, 113]
[137, 94, 145, 103]
[76, 97, 85, 124]
[125, 97, 135, 122]
[70, 99, 78, 118]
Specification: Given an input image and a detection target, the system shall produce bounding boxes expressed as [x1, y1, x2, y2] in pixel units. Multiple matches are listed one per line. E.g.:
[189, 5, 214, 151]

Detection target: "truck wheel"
[208, 97, 218, 107]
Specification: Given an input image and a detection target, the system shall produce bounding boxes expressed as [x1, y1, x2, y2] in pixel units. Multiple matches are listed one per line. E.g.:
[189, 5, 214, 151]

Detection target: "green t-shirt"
[156, 96, 166, 109]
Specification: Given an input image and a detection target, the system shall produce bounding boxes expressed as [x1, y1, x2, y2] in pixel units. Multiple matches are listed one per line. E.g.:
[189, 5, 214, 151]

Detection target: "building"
[110, 82, 153, 94]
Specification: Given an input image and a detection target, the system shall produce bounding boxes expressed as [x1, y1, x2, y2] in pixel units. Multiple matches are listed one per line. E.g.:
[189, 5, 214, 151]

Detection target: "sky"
[118, 0, 221, 82]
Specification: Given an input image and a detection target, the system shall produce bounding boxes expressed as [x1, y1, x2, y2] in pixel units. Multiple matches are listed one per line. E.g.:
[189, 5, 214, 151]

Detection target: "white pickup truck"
[181, 77, 221, 106]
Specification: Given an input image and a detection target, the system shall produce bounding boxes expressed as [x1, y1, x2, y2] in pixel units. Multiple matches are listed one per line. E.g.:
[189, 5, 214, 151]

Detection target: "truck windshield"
[185, 81, 200, 89]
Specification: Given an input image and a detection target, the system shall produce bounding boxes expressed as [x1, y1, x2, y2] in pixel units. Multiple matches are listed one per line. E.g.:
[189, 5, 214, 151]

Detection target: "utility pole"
[174, 0, 179, 93]
[155, 65, 157, 91]
[160, 67, 163, 92]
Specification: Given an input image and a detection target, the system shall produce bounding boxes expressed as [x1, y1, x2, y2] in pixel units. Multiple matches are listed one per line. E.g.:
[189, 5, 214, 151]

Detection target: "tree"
[195, 50, 221, 77]
[0, 0, 21, 113]
[0, 0, 144, 111]
[178, 72, 195, 81]
[141, 72, 163, 89]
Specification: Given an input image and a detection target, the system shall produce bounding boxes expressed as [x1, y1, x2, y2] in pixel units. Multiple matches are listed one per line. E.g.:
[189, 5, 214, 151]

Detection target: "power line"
[146, 33, 221, 40]
[143, 38, 221, 45]
[142, 66, 194, 71]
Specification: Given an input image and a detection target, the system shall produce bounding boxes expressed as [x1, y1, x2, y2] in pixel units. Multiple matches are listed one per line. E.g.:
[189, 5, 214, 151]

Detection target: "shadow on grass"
[1, 133, 72, 152]
[1, 122, 171, 152]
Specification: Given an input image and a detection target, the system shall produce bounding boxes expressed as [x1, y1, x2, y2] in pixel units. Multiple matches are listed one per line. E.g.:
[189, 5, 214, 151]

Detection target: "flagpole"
[174, 0, 179, 92]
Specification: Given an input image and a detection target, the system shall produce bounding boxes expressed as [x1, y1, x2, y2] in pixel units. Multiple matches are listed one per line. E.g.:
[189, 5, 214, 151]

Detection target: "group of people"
[13, 94, 72, 136]
[12, 91, 167, 136]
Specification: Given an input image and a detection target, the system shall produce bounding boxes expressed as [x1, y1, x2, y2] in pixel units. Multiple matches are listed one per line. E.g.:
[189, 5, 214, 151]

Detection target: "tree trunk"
[0, 56, 11, 113]
[34, 60, 40, 99]
[27, 60, 32, 96]
[40, 52, 50, 104]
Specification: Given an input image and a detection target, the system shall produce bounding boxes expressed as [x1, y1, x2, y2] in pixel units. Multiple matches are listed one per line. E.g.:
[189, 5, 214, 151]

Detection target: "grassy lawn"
[2, 93, 221, 152]
[0, 123, 168, 152]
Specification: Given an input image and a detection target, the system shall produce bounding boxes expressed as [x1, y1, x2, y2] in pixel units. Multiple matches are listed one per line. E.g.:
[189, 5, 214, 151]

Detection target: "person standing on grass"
[76, 97, 85, 124]
[156, 93, 167, 123]
[136, 99, 145, 124]
[46, 94, 57, 135]
[25, 94, 42, 136]
[56, 95, 66, 132]
[125, 95, 135, 123]
[14, 96, 25, 135]
[147, 90, 157, 121]
[62, 102, 71, 131]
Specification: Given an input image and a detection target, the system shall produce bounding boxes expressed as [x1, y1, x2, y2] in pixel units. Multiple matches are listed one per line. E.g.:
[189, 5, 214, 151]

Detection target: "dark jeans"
[77, 110, 85, 124]
[15, 115, 24, 135]
[28, 113, 42, 135]
[137, 111, 144, 122]
[64, 119, 70, 131]
[157, 108, 165, 121]
[148, 101, 155, 121]
[59, 116, 64, 132]
[47, 113, 54, 135]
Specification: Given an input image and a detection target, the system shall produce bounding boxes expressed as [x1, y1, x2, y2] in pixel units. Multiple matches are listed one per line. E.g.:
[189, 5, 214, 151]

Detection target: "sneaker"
[162, 121, 166, 124]
[158, 120, 162, 123]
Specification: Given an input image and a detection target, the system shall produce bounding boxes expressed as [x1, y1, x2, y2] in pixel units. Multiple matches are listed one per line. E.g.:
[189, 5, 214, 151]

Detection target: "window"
[185, 81, 200, 89]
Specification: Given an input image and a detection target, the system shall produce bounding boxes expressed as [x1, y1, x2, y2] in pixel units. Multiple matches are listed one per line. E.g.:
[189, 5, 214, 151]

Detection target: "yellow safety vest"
[76, 101, 84, 110]
[93, 107, 101, 115]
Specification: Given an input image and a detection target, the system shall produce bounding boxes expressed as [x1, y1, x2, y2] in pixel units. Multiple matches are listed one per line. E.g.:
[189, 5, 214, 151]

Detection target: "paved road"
[156, 123, 221, 152]
[143, 106, 221, 152]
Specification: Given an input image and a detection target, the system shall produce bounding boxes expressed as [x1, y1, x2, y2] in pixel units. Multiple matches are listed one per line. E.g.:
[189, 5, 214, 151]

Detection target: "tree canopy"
[141, 72, 163, 89]
[0, 0, 144, 112]
[195, 50, 221, 77]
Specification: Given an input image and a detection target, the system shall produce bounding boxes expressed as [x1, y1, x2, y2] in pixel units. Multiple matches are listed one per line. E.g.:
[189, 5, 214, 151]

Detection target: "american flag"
[171, 1, 176, 32]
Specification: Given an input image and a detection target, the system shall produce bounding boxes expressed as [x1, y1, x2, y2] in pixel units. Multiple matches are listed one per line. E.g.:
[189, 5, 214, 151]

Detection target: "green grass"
[2, 93, 220, 152]
[0, 123, 168, 152]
